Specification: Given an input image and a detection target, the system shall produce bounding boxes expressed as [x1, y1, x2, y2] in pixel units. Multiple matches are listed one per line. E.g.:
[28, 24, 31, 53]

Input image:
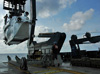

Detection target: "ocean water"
[0, 53, 27, 63]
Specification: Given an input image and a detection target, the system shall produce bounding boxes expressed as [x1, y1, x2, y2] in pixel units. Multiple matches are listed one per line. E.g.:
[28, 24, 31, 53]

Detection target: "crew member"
[52, 42, 59, 59]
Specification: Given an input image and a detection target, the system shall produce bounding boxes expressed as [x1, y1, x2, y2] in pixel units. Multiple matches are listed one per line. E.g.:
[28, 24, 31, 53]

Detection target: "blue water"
[0, 53, 27, 63]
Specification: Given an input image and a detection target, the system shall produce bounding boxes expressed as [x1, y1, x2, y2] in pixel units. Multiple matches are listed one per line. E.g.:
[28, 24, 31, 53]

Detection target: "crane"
[3, 0, 66, 70]
[69, 32, 100, 59]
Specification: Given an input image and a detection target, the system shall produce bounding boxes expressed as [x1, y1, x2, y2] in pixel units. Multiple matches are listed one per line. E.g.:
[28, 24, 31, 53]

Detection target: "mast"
[29, 0, 36, 44]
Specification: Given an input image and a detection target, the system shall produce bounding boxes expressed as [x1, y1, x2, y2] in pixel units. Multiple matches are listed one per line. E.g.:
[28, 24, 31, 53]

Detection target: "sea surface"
[0, 53, 27, 63]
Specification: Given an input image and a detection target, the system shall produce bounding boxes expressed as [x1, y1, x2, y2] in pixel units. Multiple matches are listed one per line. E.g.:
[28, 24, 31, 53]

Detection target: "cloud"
[63, 8, 94, 32]
[0, 0, 7, 28]
[26, 0, 77, 18]
[0, 19, 4, 40]
[35, 25, 53, 35]
[0, 0, 3, 5]
[59, 0, 77, 8]
[0, 40, 28, 53]
[34, 25, 53, 42]
[0, 28, 3, 40]
[37, 0, 77, 18]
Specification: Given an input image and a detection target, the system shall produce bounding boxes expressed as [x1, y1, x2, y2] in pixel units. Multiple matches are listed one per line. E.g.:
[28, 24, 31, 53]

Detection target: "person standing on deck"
[52, 42, 59, 59]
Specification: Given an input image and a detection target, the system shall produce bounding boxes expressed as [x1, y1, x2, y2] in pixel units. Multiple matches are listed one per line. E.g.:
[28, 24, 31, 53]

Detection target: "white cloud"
[0, 19, 4, 40]
[59, 0, 77, 8]
[37, 0, 77, 18]
[0, 0, 3, 5]
[63, 8, 94, 32]
[34, 25, 53, 42]
[0, 40, 28, 53]
[26, 0, 77, 18]
[67, 0, 77, 5]
[35, 25, 53, 35]
[0, 0, 7, 28]
[0, 28, 3, 40]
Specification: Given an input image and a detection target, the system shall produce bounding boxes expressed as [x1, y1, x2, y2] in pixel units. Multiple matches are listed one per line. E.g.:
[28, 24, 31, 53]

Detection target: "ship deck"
[0, 62, 100, 74]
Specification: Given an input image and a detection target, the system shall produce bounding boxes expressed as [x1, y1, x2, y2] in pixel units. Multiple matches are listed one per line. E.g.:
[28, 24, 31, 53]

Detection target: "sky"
[0, 0, 100, 53]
